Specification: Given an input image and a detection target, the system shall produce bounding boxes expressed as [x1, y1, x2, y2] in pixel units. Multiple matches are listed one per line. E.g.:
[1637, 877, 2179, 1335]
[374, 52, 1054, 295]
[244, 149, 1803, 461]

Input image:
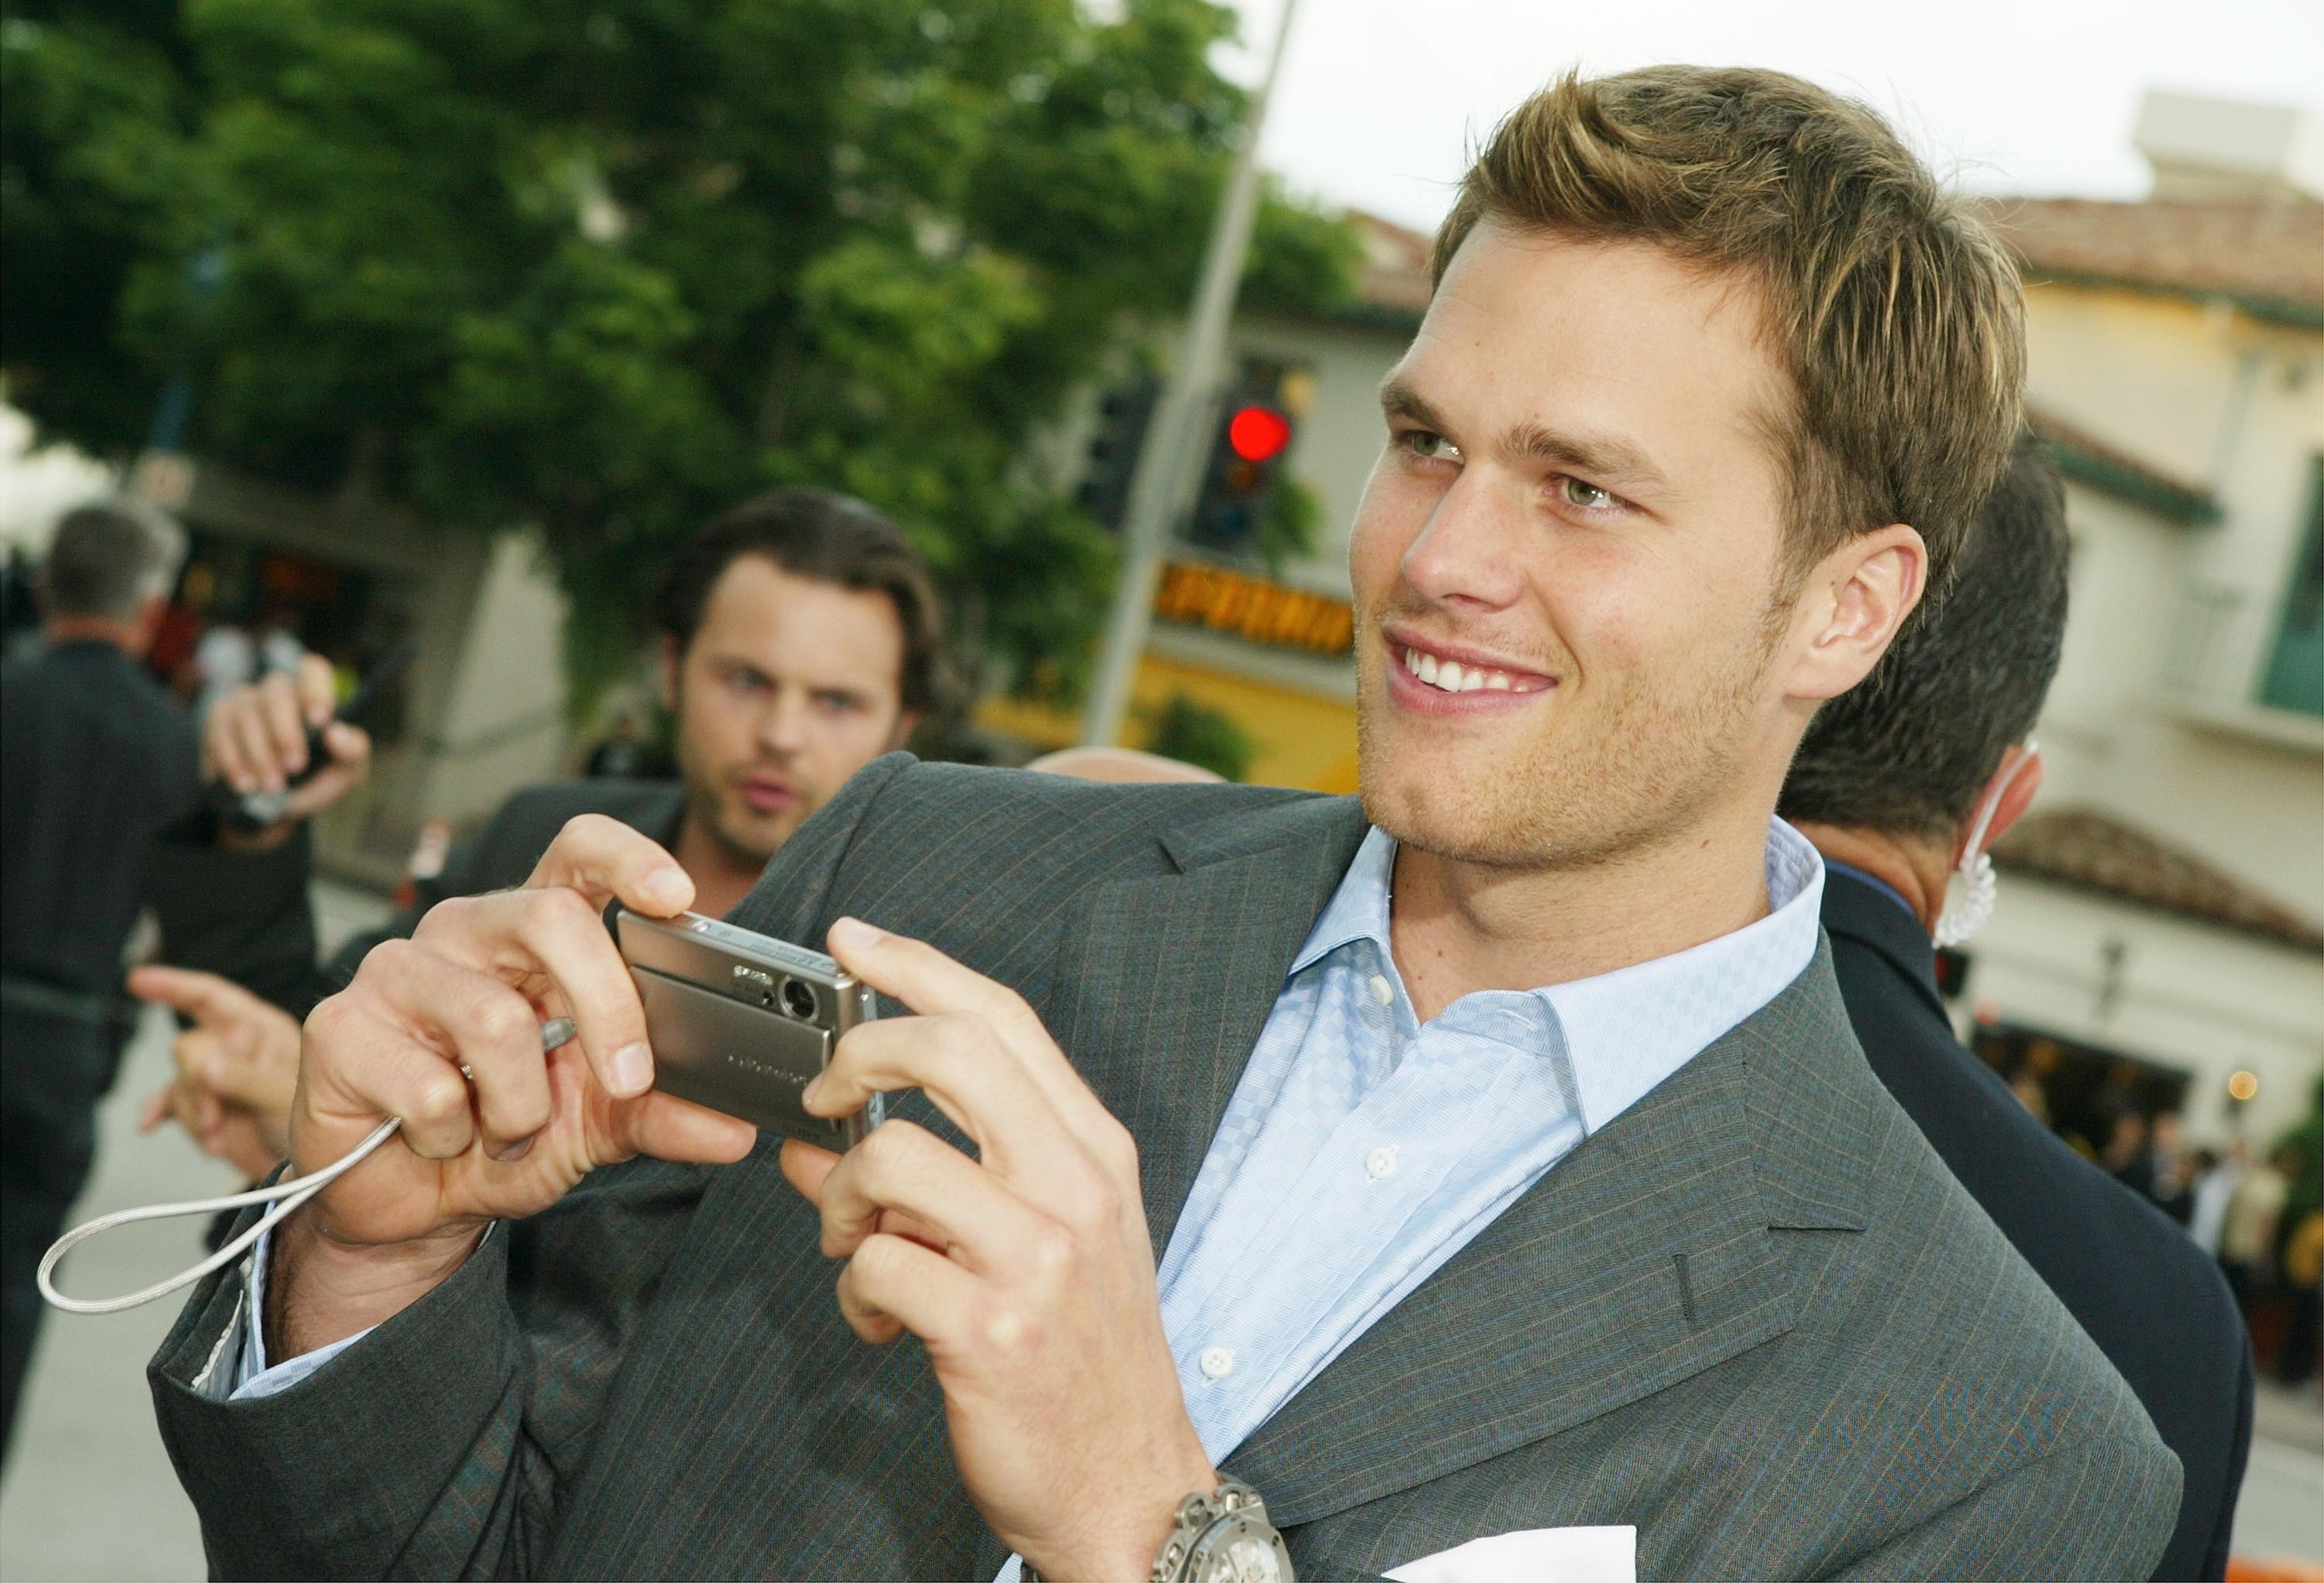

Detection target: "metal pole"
[1079, 0, 1301, 747]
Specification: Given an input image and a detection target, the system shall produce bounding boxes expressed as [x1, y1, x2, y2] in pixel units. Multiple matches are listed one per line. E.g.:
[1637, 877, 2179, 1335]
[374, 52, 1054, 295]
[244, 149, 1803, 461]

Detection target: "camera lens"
[779, 978, 816, 1021]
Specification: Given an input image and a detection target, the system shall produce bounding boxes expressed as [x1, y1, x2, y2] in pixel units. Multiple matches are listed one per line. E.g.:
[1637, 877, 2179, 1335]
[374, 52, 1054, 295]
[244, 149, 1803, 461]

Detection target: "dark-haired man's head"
[1779, 432, 2071, 929]
[43, 496, 187, 657]
[653, 489, 944, 905]
[1352, 66, 2025, 892]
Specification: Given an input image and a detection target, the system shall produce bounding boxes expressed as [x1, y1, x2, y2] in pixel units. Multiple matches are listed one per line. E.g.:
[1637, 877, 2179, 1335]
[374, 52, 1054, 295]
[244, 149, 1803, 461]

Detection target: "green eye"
[1559, 476, 1615, 510]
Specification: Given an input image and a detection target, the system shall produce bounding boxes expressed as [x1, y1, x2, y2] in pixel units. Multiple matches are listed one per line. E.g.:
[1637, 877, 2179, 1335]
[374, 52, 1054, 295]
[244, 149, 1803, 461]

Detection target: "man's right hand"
[203, 654, 372, 826]
[269, 816, 758, 1357]
[130, 966, 303, 1183]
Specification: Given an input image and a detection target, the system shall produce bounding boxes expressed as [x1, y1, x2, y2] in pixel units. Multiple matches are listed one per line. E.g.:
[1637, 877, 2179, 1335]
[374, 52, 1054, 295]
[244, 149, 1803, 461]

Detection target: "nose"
[756, 686, 810, 755]
[1400, 468, 1528, 614]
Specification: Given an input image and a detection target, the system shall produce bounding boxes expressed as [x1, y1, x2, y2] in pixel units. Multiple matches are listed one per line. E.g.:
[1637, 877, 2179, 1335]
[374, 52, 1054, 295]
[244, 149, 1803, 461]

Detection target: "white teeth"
[1402, 644, 1526, 693]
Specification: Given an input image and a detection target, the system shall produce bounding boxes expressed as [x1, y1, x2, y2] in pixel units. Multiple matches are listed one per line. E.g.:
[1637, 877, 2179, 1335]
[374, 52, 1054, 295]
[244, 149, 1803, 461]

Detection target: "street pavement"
[2, 883, 2320, 1576]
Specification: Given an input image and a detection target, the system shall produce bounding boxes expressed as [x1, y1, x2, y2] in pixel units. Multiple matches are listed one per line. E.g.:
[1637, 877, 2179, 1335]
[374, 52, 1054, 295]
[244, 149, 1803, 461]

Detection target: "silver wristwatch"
[1024, 1478, 1293, 1583]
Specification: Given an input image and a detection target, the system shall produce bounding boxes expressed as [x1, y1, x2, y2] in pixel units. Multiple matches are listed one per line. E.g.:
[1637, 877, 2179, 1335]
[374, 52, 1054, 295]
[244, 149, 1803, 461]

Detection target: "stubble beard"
[1355, 606, 1782, 875]
[675, 742, 794, 873]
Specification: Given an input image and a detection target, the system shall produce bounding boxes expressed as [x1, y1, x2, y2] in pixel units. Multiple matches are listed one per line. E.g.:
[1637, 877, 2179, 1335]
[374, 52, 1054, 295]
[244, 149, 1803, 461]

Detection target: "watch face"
[1214, 1531, 1287, 1583]
[1190, 1513, 1291, 1583]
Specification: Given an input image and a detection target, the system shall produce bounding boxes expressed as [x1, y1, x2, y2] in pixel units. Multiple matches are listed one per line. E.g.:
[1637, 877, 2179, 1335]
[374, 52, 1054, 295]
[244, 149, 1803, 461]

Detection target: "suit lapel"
[1224, 950, 1877, 1527]
[1048, 795, 1370, 1255]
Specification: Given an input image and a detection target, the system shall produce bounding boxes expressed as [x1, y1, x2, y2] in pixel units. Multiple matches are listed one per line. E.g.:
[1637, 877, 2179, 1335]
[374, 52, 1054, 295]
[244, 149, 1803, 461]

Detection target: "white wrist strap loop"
[38, 1118, 404, 1315]
[1934, 741, 2036, 949]
[39, 1015, 576, 1316]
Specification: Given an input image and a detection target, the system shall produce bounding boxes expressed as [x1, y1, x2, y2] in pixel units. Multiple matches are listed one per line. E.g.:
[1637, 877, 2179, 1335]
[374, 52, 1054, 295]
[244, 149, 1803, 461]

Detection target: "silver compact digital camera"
[613, 906, 883, 1150]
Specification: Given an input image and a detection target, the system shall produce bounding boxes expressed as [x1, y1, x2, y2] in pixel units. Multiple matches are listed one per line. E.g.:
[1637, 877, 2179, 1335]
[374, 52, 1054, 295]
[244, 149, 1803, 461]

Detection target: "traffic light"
[1075, 376, 1160, 531]
[1188, 393, 1296, 551]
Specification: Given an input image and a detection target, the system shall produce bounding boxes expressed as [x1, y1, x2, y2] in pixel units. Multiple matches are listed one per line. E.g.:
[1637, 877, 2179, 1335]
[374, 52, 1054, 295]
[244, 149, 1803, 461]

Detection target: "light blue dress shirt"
[1152, 820, 1824, 1465]
[230, 820, 1826, 1478]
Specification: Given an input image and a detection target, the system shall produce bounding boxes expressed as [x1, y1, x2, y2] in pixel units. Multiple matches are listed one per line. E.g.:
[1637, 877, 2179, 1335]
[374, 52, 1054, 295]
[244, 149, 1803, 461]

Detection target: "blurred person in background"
[191, 616, 256, 713]
[2147, 1109, 2192, 1225]
[583, 710, 651, 779]
[2188, 1145, 2236, 1258]
[1779, 434, 2250, 1580]
[2282, 1197, 2322, 1388]
[2009, 1069, 2052, 1125]
[0, 546, 42, 661]
[2219, 1144, 2288, 1316]
[2102, 1104, 2158, 1200]
[135, 488, 944, 1180]
[148, 69, 2178, 1581]
[0, 498, 193, 1465]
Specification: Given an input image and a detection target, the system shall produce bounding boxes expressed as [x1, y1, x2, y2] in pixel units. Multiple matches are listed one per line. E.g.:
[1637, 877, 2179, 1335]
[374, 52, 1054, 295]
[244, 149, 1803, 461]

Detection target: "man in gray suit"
[151, 67, 2177, 1581]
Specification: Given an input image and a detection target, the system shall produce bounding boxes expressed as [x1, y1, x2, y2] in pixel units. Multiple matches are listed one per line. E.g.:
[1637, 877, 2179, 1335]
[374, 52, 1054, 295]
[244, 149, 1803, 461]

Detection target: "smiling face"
[664, 555, 916, 868]
[1353, 221, 1846, 872]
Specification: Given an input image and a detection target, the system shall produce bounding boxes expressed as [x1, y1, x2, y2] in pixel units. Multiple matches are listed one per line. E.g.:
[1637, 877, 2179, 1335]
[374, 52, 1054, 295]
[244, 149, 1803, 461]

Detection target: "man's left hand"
[780, 916, 1215, 1583]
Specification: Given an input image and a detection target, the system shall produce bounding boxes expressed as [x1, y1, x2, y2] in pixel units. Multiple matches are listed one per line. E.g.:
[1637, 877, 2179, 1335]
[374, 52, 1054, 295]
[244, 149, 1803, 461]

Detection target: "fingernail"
[610, 1042, 653, 1097]
[645, 868, 689, 908]
[493, 1135, 535, 1163]
[829, 916, 883, 952]
[800, 1073, 823, 1109]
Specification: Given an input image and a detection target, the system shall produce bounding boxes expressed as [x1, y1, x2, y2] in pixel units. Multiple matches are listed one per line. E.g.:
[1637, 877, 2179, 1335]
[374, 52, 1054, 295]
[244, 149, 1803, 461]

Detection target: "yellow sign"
[1154, 561, 1353, 656]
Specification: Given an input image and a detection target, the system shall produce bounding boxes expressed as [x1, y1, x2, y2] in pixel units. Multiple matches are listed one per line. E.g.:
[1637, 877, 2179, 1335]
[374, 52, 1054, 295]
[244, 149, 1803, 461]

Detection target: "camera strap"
[40, 1015, 576, 1315]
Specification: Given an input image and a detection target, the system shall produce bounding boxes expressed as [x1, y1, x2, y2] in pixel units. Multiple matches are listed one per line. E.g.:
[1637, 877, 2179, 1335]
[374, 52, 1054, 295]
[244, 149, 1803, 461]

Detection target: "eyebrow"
[1379, 374, 1671, 494]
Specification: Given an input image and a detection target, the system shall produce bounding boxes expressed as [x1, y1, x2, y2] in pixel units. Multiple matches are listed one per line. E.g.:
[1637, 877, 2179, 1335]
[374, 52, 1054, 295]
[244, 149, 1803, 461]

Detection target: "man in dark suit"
[1779, 435, 2252, 1580]
[2, 499, 197, 1463]
[130, 488, 944, 1180]
[151, 68, 2176, 1580]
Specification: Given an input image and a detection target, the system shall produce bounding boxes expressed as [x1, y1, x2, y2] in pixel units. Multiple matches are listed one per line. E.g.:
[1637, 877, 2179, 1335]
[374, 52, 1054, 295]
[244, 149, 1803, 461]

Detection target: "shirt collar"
[1289, 825, 1396, 978]
[1289, 819, 1826, 1133]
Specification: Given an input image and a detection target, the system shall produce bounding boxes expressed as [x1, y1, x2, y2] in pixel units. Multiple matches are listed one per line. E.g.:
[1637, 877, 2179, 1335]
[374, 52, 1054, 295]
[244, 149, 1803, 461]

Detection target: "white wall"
[2023, 283, 2324, 910]
[2036, 477, 2324, 907]
[414, 532, 571, 828]
[1965, 876, 2324, 1144]
[2009, 284, 2324, 1136]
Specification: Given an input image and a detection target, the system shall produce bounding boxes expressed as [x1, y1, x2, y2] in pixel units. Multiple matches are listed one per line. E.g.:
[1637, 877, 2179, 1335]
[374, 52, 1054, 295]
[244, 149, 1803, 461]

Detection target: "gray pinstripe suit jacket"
[150, 754, 2179, 1580]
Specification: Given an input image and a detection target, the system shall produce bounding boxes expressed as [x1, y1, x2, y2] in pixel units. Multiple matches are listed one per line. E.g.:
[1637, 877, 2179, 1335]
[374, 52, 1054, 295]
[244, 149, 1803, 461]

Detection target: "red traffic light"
[1226, 405, 1291, 463]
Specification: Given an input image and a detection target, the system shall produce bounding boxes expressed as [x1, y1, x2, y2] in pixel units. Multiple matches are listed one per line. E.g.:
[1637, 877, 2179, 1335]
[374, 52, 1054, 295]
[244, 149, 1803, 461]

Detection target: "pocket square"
[1384, 1525, 1636, 1583]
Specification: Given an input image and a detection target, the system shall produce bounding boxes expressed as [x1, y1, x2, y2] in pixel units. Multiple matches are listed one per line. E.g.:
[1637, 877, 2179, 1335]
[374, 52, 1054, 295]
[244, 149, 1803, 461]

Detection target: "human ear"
[1954, 744, 2044, 864]
[1785, 524, 1925, 703]
[888, 709, 923, 751]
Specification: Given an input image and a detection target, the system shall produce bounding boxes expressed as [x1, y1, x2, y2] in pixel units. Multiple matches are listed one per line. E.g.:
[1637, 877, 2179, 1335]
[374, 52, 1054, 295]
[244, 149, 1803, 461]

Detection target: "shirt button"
[1366, 1145, 1399, 1181]
[1368, 973, 1394, 1006]
[1199, 1346, 1236, 1381]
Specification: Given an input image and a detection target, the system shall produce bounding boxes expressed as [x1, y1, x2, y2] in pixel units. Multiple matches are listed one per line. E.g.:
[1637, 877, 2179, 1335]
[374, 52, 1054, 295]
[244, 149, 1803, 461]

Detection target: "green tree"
[0, 0, 1358, 711]
[1140, 689, 1251, 781]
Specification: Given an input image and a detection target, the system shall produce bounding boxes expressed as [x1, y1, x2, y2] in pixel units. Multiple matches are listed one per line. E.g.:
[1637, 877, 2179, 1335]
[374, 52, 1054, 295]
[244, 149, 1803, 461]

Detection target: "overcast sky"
[1219, 0, 2324, 232]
